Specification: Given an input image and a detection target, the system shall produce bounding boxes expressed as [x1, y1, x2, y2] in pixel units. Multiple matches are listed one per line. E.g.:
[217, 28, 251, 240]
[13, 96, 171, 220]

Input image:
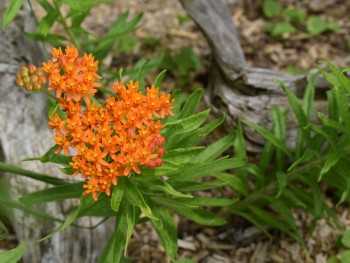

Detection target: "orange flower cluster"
[42, 46, 174, 201]
[42, 46, 101, 103]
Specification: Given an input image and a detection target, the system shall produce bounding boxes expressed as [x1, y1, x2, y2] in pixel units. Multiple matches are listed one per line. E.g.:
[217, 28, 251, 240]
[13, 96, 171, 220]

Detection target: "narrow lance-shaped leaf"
[0, 243, 27, 263]
[111, 177, 125, 212]
[194, 131, 235, 163]
[124, 179, 157, 220]
[177, 88, 203, 119]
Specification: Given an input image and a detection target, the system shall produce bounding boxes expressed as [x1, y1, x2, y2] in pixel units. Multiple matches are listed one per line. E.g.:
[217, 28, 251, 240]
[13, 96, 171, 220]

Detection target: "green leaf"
[149, 201, 178, 261]
[111, 177, 125, 212]
[40, 145, 59, 163]
[39, 207, 80, 241]
[112, 200, 128, 263]
[168, 157, 246, 182]
[276, 172, 287, 198]
[124, 202, 140, 256]
[277, 80, 310, 142]
[164, 147, 204, 164]
[303, 73, 317, 120]
[0, 220, 9, 241]
[269, 22, 296, 36]
[98, 229, 115, 263]
[0, 161, 65, 185]
[23, 32, 66, 46]
[163, 109, 210, 138]
[340, 250, 350, 263]
[319, 150, 342, 181]
[37, 12, 58, 36]
[341, 230, 350, 249]
[92, 12, 143, 61]
[307, 16, 339, 35]
[174, 197, 237, 207]
[177, 89, 203, 119]
[174, 181, 228, 192]
[152, 197, 226, 226]
[263, 0, 281, 18]
[211, 172, 248, 196]
[282, 8, 306, 24]
[194, 132, 235, 163]
[124, 180, 157, 220]
[242, 120, 293, 159]
[174, 114, 225, 148]
[153, 70, 167, 88]
[19, 182, 83, 204]
[2, 0, 24, 29]
[175, 48, 201, 77]
[132, 176, 192, 198]
[0, 243, 26, 263]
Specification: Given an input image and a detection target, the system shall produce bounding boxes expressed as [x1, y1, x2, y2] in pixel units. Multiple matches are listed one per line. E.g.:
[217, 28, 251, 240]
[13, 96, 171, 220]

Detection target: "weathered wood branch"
[181, 0, 330, 151]
[0, 2, 112, 262]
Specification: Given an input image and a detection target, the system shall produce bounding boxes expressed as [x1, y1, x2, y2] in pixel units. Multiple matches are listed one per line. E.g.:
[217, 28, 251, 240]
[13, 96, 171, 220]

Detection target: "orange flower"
[33, 46, 176, 200]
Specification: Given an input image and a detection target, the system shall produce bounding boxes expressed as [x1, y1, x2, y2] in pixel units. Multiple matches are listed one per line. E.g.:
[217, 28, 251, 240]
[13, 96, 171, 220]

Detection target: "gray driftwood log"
[0, 2, 111, 262]
[181, 0, 329, 152]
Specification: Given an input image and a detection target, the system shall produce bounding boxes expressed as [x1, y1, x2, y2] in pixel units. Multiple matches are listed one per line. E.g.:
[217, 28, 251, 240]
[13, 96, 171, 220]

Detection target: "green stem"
[53, 0, 78, 47]
[231, 159, 322, 211]
[40, 88, 59, 101]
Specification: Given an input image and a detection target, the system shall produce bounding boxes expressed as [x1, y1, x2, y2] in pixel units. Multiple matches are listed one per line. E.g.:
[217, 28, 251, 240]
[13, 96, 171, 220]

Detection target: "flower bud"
[30, 75, 38, 83]
[22, 75, 30, 83]
[36, 68, 44, 76]
[28, 64, 37, 74]
[155, 158, 163, 167]
[158, 135, 166, 146]
[157, 148, 165, 157]
[16, 73, 22, 79]
[147, 160, 156, 169]
[20, 66, 29, 77]
[38, 76, 47, 85]
[24, 83, 33, 91]
[32, 82, 41, 90]
[16, 79, 24, 87]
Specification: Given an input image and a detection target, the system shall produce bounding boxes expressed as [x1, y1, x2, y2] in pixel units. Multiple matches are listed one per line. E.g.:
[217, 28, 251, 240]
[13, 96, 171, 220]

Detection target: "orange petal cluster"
[42, 46, 101, 103]
[45, 46, 174, 201]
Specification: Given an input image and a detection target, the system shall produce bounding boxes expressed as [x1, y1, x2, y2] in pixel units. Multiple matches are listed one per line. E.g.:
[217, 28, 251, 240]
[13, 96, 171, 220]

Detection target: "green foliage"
[1, 77, 245, 261]
[161, 48, 201, 85]
[306, 16, 340, 35]
[229, 63, 350, 243]
[262, 1, 340, 37]
[2, 0, 24, 29]
[0, 243, 27, 263]
[262, 0, 281, 19]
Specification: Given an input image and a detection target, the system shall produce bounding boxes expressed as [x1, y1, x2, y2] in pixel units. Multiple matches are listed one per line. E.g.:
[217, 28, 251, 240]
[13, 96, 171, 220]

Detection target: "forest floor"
[3, 0, 350, 262]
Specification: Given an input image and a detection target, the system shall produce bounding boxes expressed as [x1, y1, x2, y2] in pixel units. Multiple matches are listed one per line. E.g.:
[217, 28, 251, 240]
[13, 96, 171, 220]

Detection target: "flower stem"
[53, 0, 78, 48]
[40, 88, 59, 101]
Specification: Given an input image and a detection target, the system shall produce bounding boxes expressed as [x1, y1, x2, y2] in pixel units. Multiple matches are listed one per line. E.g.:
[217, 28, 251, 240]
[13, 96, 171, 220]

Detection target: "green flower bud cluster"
[15, 64, 46, 91]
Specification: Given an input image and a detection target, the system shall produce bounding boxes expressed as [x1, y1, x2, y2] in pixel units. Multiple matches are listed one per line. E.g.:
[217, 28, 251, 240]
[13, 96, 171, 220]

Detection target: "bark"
[181, 0, 329, 152]
[0, 2, 112, 262]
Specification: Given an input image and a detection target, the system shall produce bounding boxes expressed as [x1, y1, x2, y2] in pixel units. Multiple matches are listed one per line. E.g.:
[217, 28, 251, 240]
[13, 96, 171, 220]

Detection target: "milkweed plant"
[0, 45, 245, 262]
[2, 0, 350, 262]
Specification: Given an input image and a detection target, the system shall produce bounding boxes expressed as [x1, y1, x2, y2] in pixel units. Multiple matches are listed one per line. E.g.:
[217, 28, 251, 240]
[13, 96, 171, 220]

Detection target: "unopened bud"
[153, 136, 159, 146]
[38, 76, 47, 85]
[20, 66, 29, 77]
[149, 142, 156, 152]
[36, 68, 44, 76]
[24, 83, 33, 91]
[22, 75, 30, 83]
[28, 64, 36, 74]
[147, 160, 156, 169]
[158, 135, 166, 146]
[16, 73, 22, 79]
[16, 79, 24, 87]
[157, 148, 165, 157]
[32, 82, 41, 90]
[30, 75, 38, 83]
[155, 158, 163, 167]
